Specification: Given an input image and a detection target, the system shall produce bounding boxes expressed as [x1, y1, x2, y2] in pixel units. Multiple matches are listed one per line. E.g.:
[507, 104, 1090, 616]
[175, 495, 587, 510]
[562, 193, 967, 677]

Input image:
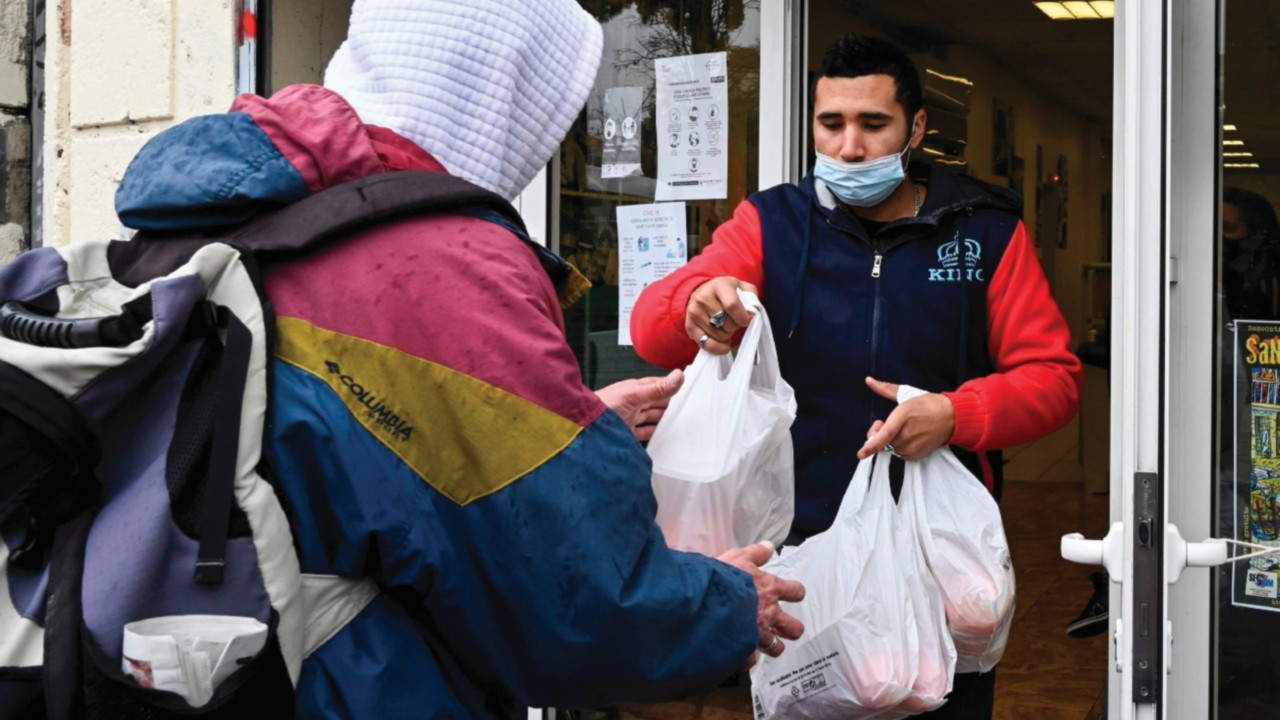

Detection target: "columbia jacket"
[112, 85, 759, 718]
[631, 167, 1082, 537]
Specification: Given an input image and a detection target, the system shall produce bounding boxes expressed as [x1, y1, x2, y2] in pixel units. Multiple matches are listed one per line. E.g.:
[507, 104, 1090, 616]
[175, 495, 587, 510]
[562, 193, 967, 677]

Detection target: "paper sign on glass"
[655, 52, 728, 201]
[602, 86, 644, 179]
[1233, 320, 1280, 612]
[617, 202, 687, 346]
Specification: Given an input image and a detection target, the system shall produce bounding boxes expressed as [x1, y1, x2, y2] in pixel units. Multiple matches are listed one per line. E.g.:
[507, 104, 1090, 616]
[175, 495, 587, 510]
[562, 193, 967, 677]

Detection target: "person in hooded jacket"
[109, 1, 804, 718]
[630, 33, 1082, 719]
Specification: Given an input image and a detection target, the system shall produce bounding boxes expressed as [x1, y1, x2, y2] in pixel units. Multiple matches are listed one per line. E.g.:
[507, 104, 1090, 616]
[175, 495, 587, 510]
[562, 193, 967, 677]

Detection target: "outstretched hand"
[684, 276, 760, 355]
[594, 369, 684, 442]
[716, 541, 805, 667]
[857, 377, 955, 461]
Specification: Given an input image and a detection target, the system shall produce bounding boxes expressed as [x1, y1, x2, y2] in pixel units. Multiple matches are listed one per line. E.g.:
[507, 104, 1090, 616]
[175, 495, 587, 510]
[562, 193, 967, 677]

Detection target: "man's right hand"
[716, 541, 805, 664]
[685, 276, 760, 355]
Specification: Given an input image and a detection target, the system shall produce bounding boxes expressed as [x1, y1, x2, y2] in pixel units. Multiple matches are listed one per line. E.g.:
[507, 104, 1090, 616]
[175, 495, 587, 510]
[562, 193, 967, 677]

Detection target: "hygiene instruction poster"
[602, 86, 644, 179]
[616, 202, 687, 346]
[1234, 320, 1280, 611]
[655, 52, 728, 201]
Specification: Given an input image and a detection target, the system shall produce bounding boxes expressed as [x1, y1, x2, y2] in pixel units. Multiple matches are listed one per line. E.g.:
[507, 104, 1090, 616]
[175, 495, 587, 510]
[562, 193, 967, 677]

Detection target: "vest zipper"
[869, 243, 883, 402]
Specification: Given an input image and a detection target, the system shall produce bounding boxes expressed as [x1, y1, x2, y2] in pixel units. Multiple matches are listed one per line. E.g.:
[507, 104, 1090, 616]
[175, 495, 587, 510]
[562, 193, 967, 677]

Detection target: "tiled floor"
[615, 420, 1113, 719]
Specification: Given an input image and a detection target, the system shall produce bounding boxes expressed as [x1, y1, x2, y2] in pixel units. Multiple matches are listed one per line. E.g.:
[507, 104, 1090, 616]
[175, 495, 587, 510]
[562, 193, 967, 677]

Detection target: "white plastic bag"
[647, 289, 797, 556]
[750, 453, 920, 720]
[910, 447, 1016, 673]
[890, 460, 957, 716]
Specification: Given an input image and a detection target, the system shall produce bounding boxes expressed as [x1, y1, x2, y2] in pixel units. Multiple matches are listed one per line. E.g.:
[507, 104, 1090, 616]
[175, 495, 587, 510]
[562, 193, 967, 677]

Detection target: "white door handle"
[1165, 524, 1228, 583]
[1062, 522, 1232, 584]
[1061, 521, 1125, 579]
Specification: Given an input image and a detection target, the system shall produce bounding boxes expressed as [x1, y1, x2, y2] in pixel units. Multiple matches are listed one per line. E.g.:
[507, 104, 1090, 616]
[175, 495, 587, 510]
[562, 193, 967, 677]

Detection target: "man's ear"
[910, 107, 928, 149]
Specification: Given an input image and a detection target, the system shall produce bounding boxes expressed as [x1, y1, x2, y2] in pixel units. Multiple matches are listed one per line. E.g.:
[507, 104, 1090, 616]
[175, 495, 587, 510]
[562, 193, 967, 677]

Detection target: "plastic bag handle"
[727, 289, 783, 389]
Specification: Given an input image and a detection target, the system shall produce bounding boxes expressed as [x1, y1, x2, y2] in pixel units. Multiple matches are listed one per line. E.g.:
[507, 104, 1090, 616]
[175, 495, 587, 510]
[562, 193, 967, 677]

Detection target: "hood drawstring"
[788, 202, 815, 338]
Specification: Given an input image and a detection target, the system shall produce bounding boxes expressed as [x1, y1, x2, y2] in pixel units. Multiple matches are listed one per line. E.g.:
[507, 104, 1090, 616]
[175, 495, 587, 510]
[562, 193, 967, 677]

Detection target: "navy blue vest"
[753, 173, 1017, 536]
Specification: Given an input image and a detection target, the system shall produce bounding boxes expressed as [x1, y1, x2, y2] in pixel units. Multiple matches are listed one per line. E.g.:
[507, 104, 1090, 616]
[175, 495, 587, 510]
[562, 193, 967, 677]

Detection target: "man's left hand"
[595, 369, 684, 442]
[857, 377, 954, 461]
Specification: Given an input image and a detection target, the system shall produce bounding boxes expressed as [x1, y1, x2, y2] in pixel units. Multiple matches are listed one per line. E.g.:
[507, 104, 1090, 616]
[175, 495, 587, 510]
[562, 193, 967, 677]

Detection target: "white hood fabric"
[324, 0, 603, 200]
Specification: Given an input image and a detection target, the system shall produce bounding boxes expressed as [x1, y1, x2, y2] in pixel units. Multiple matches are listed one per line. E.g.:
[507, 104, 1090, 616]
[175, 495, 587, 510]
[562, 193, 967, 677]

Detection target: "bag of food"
[750, 453, 920, 719]
[910, 447, 1016, 673]
[889, 457, 956, 715]
[647, 289, 796, 556]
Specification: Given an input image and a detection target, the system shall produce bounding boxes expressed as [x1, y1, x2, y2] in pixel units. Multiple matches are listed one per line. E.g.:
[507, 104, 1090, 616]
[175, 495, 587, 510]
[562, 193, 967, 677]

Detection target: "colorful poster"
[1234, 320, 1280, 610]
[616, 202, 687, 346]
[654, 52, 728, 201]
[601, 86, 644, 179]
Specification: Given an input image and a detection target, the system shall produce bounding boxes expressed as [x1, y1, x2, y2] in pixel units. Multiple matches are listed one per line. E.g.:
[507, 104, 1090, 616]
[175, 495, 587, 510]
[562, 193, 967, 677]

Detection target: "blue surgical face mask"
[813, 128, 914, 207]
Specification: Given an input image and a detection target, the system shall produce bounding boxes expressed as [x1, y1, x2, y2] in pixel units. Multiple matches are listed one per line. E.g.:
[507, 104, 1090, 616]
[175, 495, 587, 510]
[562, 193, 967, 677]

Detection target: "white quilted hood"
[324, 0, 603, 200]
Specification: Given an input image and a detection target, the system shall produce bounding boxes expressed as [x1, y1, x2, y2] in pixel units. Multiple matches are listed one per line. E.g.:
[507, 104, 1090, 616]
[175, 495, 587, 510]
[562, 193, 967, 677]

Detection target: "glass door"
[1212, 0, 1280, 715]
[1067, 1, 1280, 717]
[549, 0, 766, 389]
[1164, 0, 1280, 715]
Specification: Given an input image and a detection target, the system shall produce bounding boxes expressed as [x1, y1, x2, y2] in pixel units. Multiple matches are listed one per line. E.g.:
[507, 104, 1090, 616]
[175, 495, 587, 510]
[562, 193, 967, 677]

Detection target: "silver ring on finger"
[883, 443, 897, 456]
[709, 310, 727, 329]
[762, 635, 779, 652]
[698, 333, 710, 349]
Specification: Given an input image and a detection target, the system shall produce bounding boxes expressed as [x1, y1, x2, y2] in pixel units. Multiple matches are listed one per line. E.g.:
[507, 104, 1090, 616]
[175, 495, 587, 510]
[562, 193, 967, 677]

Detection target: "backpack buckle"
[194, 558, 226, 585]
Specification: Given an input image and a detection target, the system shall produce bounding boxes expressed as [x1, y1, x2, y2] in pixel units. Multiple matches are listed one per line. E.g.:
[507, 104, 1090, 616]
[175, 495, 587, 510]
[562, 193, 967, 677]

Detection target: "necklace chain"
[912, 181, 921, 217]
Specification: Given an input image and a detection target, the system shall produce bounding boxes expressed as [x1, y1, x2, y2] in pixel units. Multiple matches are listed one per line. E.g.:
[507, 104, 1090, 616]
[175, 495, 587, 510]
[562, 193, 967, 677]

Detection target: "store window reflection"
[1216, 2, 1280, 716]
[557, 1, 760, 389]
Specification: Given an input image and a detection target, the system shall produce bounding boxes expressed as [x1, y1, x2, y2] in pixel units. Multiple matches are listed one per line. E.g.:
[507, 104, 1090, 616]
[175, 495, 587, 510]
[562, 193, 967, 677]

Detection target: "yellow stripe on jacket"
[275, 316, 584, 505]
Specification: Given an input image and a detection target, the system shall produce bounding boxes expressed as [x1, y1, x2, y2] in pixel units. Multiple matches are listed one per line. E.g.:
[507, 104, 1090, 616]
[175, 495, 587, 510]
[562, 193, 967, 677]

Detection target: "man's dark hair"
[1224, 186, 1280, 241]
[816, 34, 923, 118]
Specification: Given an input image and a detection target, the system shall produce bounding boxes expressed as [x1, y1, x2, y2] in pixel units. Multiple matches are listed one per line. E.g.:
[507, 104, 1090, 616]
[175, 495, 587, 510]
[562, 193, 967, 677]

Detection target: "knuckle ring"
[709, 311, 727, 329]
[762, 636, 780, 651]
[698, 333, 710, 349]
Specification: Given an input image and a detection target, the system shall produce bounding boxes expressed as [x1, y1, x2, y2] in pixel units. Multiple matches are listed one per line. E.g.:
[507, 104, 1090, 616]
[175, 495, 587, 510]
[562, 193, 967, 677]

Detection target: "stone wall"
[0, 0, 30, 260]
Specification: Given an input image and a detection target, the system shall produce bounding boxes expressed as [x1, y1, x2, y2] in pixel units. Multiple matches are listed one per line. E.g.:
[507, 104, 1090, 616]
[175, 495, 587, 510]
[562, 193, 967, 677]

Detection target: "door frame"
[1108, 0, 1218, 716]
[1163, 0, 1217, 715]
[1106, 1, 1168, 713]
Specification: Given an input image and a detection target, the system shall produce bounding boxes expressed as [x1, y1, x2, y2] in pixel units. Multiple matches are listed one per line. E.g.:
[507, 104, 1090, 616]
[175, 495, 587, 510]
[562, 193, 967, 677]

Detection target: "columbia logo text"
[325, 361, 413, 441]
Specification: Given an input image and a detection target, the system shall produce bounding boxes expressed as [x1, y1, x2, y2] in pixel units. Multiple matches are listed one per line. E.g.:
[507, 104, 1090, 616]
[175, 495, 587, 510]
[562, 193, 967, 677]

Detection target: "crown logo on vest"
[930, 232, 985, 282]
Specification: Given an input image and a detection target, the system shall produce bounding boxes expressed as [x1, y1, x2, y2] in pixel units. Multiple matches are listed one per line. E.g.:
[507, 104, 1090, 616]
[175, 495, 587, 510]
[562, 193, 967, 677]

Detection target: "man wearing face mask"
[631, 33, 1081, 718]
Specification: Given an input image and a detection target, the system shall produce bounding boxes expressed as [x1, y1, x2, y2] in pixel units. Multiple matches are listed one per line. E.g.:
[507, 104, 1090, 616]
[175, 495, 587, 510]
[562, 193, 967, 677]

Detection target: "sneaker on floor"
[1066, 571, 1109, 638]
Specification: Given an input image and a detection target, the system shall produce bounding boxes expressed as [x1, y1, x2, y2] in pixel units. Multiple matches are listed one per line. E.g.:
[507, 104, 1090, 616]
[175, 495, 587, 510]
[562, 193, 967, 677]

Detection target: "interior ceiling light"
[1062, 2, 1100, 18]
[925, 69, 974, 86]
[1223, 152, 1254, 157]
[1224, 163, 1261, 169]
[1224, 124, 1238, 131]
[1035, 1, 1114, 19]
[1223, 140, 1246, 146]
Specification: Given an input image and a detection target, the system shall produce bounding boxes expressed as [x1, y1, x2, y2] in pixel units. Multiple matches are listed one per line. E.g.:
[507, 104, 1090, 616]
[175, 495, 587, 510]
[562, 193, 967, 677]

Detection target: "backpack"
[0, 170, 550, 719]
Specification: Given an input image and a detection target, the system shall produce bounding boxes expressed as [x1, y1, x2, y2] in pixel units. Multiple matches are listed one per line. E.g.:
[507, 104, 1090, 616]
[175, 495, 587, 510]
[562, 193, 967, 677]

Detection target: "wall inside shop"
[269, 0, 352, 92]
[809, 7, 1112, 348]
